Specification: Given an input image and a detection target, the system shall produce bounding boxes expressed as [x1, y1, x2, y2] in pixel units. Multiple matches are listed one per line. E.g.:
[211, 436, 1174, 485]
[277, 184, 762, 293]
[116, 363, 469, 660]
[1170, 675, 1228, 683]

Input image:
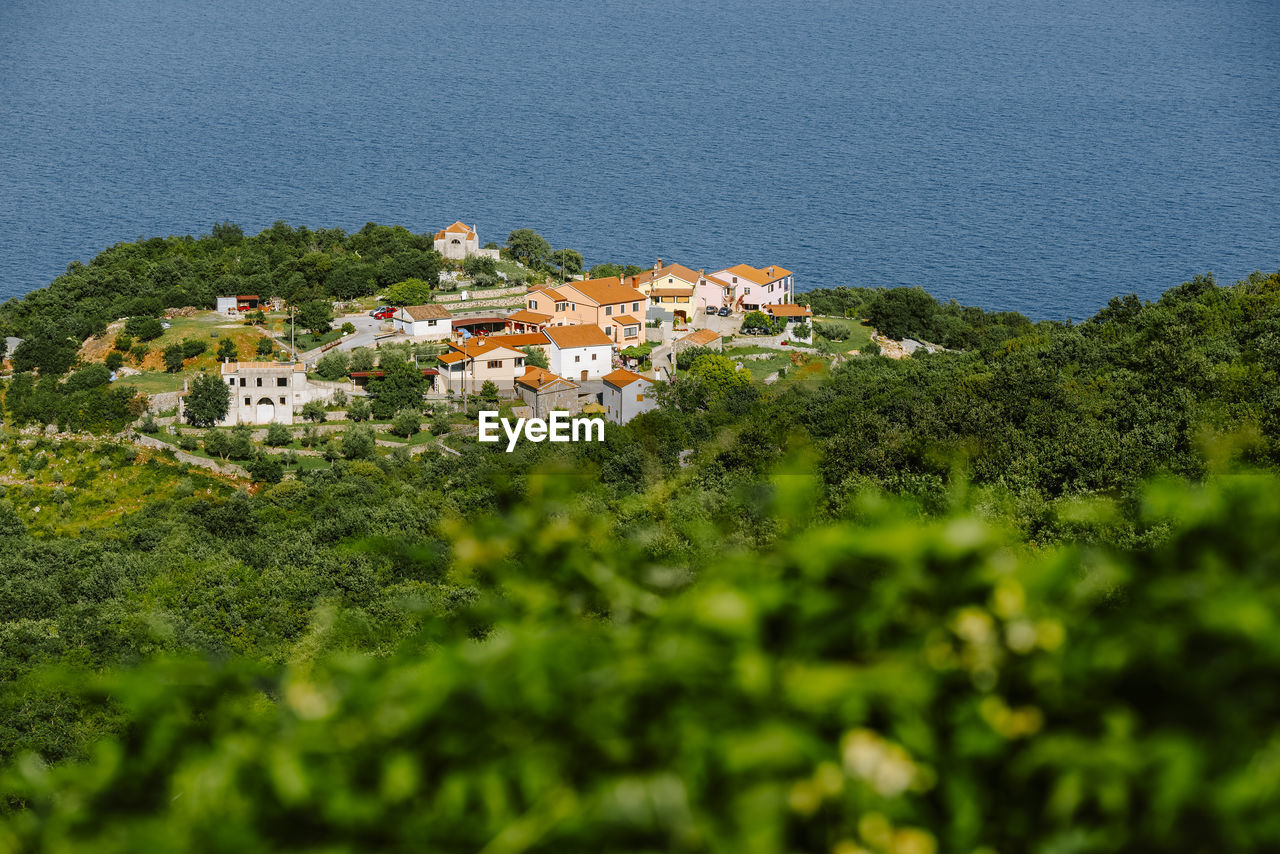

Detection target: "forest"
[1, 222, 1279, 851]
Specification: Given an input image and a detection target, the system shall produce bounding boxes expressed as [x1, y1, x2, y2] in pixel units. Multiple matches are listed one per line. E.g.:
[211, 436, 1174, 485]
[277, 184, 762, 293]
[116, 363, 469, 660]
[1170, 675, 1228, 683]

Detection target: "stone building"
[433, 221, 501, 261]
[206, 361, 326, 426]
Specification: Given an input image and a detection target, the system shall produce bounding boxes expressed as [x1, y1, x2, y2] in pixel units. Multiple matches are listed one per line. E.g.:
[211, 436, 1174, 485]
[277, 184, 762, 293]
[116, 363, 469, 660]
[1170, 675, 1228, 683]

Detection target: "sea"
[0, 0, 1277, 320]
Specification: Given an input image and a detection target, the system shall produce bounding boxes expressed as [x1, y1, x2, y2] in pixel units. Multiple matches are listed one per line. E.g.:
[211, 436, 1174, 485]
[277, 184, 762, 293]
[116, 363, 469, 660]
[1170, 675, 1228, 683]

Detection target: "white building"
[544, 324, 614, 382]
[708, 264, 795, 312]
[433, 221, 501, 261]
[392, 303, 452, 340]
[208, 361, 329, 426]
[602, 369, 656, 425]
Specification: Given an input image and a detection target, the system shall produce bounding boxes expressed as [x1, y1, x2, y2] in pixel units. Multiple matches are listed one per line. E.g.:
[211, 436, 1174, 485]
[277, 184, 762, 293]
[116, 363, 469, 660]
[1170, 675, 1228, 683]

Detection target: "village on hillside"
[20, 220, 907, 476]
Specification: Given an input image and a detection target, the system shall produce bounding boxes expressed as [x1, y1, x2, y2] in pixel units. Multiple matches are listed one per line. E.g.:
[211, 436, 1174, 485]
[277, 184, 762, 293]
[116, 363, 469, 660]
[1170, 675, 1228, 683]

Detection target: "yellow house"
[626, 260, 701, 321]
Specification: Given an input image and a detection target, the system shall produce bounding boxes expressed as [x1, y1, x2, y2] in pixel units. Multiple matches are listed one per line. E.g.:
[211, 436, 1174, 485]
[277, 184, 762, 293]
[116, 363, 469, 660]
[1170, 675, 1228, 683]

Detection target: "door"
[255, 397, 275, 423]
[580, 370, 588, 381]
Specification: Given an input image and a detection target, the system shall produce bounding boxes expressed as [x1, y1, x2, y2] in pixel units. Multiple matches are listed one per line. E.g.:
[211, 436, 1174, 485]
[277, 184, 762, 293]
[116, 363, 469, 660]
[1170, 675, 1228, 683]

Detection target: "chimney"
[654, 258, 663, 271]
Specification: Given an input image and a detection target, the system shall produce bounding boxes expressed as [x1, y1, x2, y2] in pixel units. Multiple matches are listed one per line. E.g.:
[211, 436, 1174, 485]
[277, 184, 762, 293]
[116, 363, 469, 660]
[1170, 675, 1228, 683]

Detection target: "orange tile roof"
[613, 314, 641, 325]
[515, 366, 578, 391]
[764, 303, 812, 317]
[628, 263, 702, 287]
[557, 277, 646, 306]
[649, 288, 693, 298]
[543, 324, 614, 349]
[444, 220, 475, 234]
[680, 328, 721, 346]
[602, 368, 652, 389]
[718, 264, 793, 286]
[530, 287, 565, 302]
[437, 351, 466, 365]
[451, 338, 525, 359]
[480, 332, 549, 348]
[505, 309, 552, 325]
[221, 361, 304, 373]
[399, 303, 452, 321]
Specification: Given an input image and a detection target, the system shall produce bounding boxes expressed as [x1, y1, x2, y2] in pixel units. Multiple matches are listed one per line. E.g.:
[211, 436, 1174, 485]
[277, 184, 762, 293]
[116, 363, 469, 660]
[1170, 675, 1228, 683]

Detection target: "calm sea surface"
[1, 0, 1277, 319]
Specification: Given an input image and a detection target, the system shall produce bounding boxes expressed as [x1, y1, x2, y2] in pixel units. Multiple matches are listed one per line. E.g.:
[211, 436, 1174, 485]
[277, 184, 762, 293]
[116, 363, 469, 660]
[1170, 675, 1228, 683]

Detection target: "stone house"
[433, 221, 501, 261]
[209, 361, 326, 426]
[515, 366, 581, 418]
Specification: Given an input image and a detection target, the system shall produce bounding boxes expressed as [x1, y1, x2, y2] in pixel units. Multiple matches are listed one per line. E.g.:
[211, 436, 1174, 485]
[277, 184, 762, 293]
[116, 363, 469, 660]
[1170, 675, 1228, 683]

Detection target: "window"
[279, 397, 286, 404]
[516, 358, 524, 367]
[244, 397, 250, 405]
[487, 360, 502, 369]
[277, 377, 287, 387]
[623, 325, 638, 337]
[256, 377, 263, 387]
[605, 305, 613, 316]
[677, 296, 689, 303]
[632, 302, 640, 312]
[732, 276, 738, 283]
[228, 379, 234, 386]
[575, 355, 581, 363]
[239, 378, 246, 387]
[591, 353, 597, 361]
[663, 296, 674, 303]
[528, 300, 535, 309]
[636, 394, 644, 402]
[428, 319, 436, 326]
[556, 301, 567, 312]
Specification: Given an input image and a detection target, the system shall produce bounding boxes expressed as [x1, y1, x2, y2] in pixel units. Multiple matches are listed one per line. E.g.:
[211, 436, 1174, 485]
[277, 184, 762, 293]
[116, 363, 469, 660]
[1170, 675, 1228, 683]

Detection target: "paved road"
[295, 313, 390, 364]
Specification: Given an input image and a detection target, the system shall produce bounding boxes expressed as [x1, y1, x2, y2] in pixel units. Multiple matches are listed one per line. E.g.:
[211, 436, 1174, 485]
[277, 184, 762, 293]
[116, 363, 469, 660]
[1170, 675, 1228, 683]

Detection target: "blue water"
[1, 0, 1277, 320]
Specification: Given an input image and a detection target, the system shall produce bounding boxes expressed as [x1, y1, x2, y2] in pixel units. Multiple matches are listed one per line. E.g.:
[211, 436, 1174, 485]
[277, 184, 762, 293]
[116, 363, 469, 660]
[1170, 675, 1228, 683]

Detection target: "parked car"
[705, 305, 717, 315]
[373, 308, 396, 320]
[717, 306, 731, 317]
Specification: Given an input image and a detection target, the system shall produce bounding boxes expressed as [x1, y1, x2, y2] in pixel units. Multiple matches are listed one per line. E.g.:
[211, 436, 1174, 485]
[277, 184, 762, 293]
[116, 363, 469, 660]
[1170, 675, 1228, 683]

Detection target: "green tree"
[124, 316, 164, 341]
[184, 372, 231, 427]
[246, 454, 284, 484]
[113, 333, 133, 352]
[550, 248, 584, 278]
[368, 359, 426, 419]
[226, 424, 254, 460]
[688, 354, 751, 401]
[163, 344, 186, 372]
[11, 324, 79, 375]
[521, 346, 549, 369]
[130, 344, 149, 365]
[347, 396, 372, 422]
[349, 348, 376, 372]
[300, 400, 327, 422]
[463, 255, 498, 279]
[506, 228, 552, 270]
[264, 422, 292, 446]
[314, 351, 351, 380]
[341, 322, 356, 335]
[866, 287, 941, 341]
[479, 380, 499, 406]
[390, 408, 422, 438]
[256, 337, 274, 357]
[104, 351, 124, 372]
[216, 338, 238, 361]
[297, 300, 332, 335]
[203, 430, 231, 459]
[181, 338, 208, 359]
[385, 278, 434, 306]
[341, 425, 375, 460]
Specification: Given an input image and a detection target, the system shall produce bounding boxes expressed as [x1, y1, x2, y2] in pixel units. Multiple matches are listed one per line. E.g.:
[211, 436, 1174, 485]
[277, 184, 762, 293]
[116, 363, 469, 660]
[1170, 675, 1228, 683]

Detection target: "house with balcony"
[710, 264, 795, 312]
[524, 278, 647, 347]
[436, 339, 527, 394]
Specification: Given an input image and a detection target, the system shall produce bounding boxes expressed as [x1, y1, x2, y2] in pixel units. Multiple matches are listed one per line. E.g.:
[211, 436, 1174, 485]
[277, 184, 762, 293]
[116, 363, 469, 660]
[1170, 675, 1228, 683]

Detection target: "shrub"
[340, 426, 375, 460]
[255, 337, 274, 356]
[104, 351, 124, 372]
[181, 338, 207, 359]
[163, 344, 185, 372]
[246, 454, 284, 484]
[341, 322, 356, 335]
[390, 408, 422, 438]
[137, 413, 159, 433]
[314, 351, 350, 381]
[264, 423, 292, 447]
[813, 320, 850, 341]
[346, 396, 371, 422]
[300, 401, 327, 422]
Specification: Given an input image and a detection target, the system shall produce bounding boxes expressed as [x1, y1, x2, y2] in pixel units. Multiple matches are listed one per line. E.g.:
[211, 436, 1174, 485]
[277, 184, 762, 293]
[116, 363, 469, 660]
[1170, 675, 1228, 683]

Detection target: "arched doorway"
[255, 397, 275, 423]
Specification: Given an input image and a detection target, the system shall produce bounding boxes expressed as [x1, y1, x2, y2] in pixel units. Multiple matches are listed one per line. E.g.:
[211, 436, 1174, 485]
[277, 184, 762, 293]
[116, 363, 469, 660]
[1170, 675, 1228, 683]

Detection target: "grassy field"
[737, 354, 793, 381]
[811, 315, 874, 350]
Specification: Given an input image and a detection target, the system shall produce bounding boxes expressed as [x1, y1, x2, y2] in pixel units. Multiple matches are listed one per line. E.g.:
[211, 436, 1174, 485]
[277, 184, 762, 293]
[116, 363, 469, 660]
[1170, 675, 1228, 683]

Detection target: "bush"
[341, 425, 375, 460]
[341, 322, 356, 335]
[130, 344, 149, 365]
[813, 320, 850, 341]
[175, 431, 198, 452]
[124, 316, 164, 341]
[104, 351, 124, 372]
[163, 344, 186, 372]
[862, 340, 882, 356]
[390, 408, 422, 438]
[246, 454, 284, 484]
[314, 351, 350, 381]
[255, 337, 274, 357]
[137, 413, 159, 433]
[300, 400, 327, 422]
[216, 338, 238, 361]
[181, 338, 207, 359]
[264, 423, 292, 447]
[346, 396, 371, 422]
[113, 333, 133, 352]
[349, 348, 376, 372]
[332, 389, 347, 408]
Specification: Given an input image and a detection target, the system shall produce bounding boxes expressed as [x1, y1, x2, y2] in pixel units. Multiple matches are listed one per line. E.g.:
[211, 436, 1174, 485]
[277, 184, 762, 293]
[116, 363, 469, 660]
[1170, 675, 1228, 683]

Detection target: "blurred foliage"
[2, 471, 1280, 851]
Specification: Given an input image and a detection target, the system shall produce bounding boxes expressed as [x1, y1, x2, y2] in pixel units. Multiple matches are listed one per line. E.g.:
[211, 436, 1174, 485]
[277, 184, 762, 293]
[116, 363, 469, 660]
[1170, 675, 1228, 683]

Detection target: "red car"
[372, 308, 396, 320]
